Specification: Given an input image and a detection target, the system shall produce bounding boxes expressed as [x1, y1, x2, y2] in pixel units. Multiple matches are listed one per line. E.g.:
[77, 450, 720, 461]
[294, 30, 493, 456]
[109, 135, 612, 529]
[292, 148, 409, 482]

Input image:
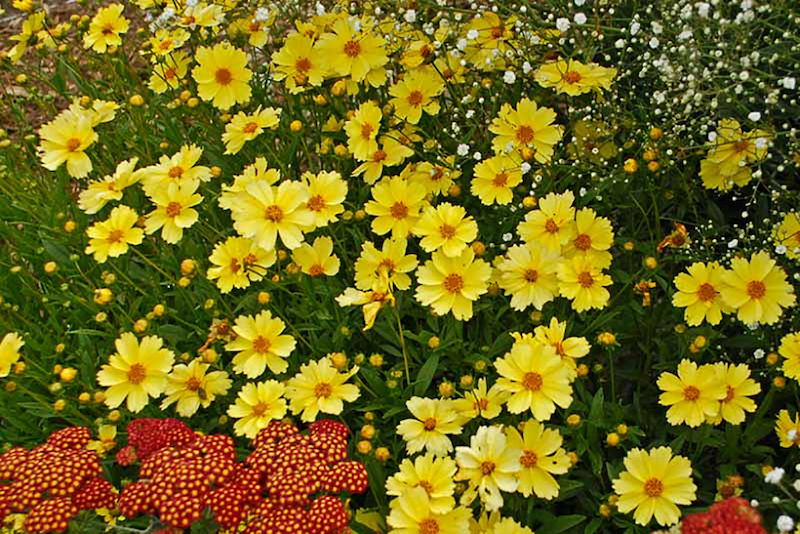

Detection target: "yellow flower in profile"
[83, 4, 129, 53]
[496, 244, 560, 311]
[455, 425, 520, 512]
[534, 58, 617, 95]
[775, 410, 800, 448]
[96, 333, 175, 413]
[291, 236, 340, 277]
[140, 144, 211, 197]
[780, 332, 800, 382]
[709, 363, 760, 425]
[192, 42, 252, 110]
[471, 154, 523, 206]
[7, 11, 45, 63]
[533, 317, 590, 378]
[489, 98, 563, 161]
[720, 251, 796, 325]
[85, 205, 144, 263]
[144, 182, 203, 244]
[222, 106, 281, 155]
[227, 380, 287, 439]
[415, 249, 492, 320]
[389, 67, 445, 124]
[506, 420, 571, 499]
[38, 113, 98, 178]
[612, 447, 696, 526]
[557, 255, 612, 312]
[354, 238, 418, 291]
[387, 487, 471, 534]
[302, 170, 348, 228]
[161, 358, 232, 418]
[413, 203, 479, 258]
[517, 191, 576, 252]
[271, 33, 327, 94]
[316, 17, 389, 85]
[774, 212, 800, 259]
[87, 425, 117, 457]
[207, 236, 275, 293]
[148, 51, 190, 94]
[335, 286, 395, 332]
[386, 453, 457, 514]
[563, 207, 614, 268]
[672, 262, 730, 326]
[365, 176, 428, 239]
[396, 397, 463, 456]
[78, 158, 142, 214]
[494, 341, 573, 421]
[285, 357, 360, 422]
[226, 310, 296, 377]
[345, 101, 383, 161]
[0, 333, 24, 378]
[353, 137, 414, 184]
[453, 378, 510, 421]
[657, 360, 725, 427]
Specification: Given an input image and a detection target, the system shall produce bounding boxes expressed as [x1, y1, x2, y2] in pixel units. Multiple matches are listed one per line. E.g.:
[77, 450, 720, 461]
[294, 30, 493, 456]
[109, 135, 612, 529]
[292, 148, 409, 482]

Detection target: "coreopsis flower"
[353, 137, 414, 184]
[345, 101, 383, 161]
[285, 358, 360, 422]
[389, 67, 445, 124]
[144, 182, 203, 244]
[192, 42, 252, 110]
[517, 191, 577, 252]
[413, 203, 479, 258]
[207, 236, 276, 293]
[612, 447, 697, 526]
[354, 238, 418, 291]
[557, 255, 613, 312]
[222, 106, 281, 155]
[0, 332, 23, 378]
[271, 33, 328, 94]
[87, 424, 117, 456]
[291, 236, 340, 277]
[534, 58, 617, 95]
[454, 425, 520, 511]
[335, 286, 395, 331]
[178, 1, 224, 28]
[148, 51, 191, 93]
[96, 333, 175, 413]
[699, 158, 753, 191]
[720, 251, 796, 325]
[470, 513, 534, 534]
[7, 11, 45, 63]
[85, 205, 144, 263]
[453, 378, 509, 420]
[494, 341, 573, 421]
[672, 262, 731, 326]
[415, 249, 492, 320]
[227, 381, 287, 439]
[774, 212, 800, 258]
[302, 170, 348, 228]
[386, 453, 457, 514]
[780, 332, 800, 381]
[147, 28, 190, 58]
[78, 158, 142, 214]
[566, 119, 619, 163]
[471, 154, 523, 206]
[657, 360, 726, 427]
[405, 158, 460, 197]
[365, 176, 428, 239]
[562, 207, 614, 268]
[83, 3, 128, 53]
[38, 112, 98, 178]
[709, 363, 760, 425]
[387, 487, 471, 534]
[533, 317, 591, 377]
[140, 144, 211, 197]
[225, 310, 297, 377]
[489, 98, 563, 161]
[706, 119, 769, 177]
[775, 410, 800, 448]
[219, 158, 281, 209]
[496, 244, 561, 311]
[316, 17, 389, 85]
[161, 359, 232, 417]
[396, 397, 463, 456]
[506, 420, 571, 499]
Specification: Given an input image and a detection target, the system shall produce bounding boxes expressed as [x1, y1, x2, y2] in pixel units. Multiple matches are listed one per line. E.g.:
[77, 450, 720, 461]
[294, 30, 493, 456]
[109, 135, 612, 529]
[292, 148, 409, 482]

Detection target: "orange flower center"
[372, 149, 387, 162]
[248, 22, 261, 32]
[230, 258, 241, 273]
[107, 229, 125, 243]
[164, 67, 177, 80]
[555, 342, 566, 357]
[545, 219, 559, 234]
[683, 385, 700, 401]
[439, 224, 456, 239]
[517, 125, 535, 143]
[168, 166, 184, 178]
[243, 122, 259, 134]
[477, 398, 489, 410]
[66, 138, 82, 152]
[379, 258, 396, 271]
[252, 402, 268, 416]
[520, 450, 539, 468]
[480, 461, 496, 475]
[563, 70, 582, 84]
[523, 269, 539, 283]
[747, 280, 766, 299]
[419, 518, 439, 534]
[697, 283, 717, 302]
[264, 205, 284, 222]
[407, 90, 424, 106]
[127, 363, 146, 385]
[724, 385, 735, 402]
[215, 68, 233, 85]
[101, 23, 115, 36]
[390, 202, 409, 219]
[295, 57, 312, 73]
[186, 377, 201, 391]
[578, 271, 595, 288]
[344, 40, 361, 57]
[523, 372, 543, 391]
[159, 39, 173, 50]
[418, 480, 434, 494]
[360, 123, 374, 140]
[165, 202, 182, 217]
[574, 233, 592, 250]
[420, 45, 433, 58]
[309, 264, 325, 277]
[492, 172, 508, 187]
[733, 140, 750, 153]
[252, 335, 271, 353]
[643, 477, 664, 497]
[307, 195, 326, 212]
[423, 417, 437, 431]
[314, 382, 332, 398]
[443, 273, 464, 293]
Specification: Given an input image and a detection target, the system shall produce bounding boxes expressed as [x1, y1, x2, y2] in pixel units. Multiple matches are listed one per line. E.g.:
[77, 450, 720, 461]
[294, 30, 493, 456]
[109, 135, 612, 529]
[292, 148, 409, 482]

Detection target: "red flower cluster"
[115, 418, 196, 466]
[0, 427, 117, 534]
[681, 497, 766, 534]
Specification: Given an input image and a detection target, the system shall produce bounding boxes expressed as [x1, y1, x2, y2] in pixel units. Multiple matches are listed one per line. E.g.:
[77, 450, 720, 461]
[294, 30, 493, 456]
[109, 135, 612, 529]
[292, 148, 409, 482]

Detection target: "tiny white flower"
[502, 233, 513, 242]
[793, 479, 800, 492]
[649, 37, 660, 49]
[457, 144, 470, 156]
[748, 111, 762, 122]
[750, 499, 759, 508]
[466, 29, 479, 40]
[783, 77, 797, 90]
[777, 515, 794, 533]
[522, 61, 532, 74]
[754, 349, 765, 359]
[777, 245, 788, 255]
[556, 17, 571, 32]
[574, 13, 587, 24]
[755, 137, 768, 149]
[630, 21, 640, 35]
[765, 467, 785, 485]
[473, 152, 482, 161]
[315, 2, 326, 15]
[727, 238, 738, 248]
[520, 162, 531, 174]
[503, 71, 517, 84]
[404, 9, 416, 23]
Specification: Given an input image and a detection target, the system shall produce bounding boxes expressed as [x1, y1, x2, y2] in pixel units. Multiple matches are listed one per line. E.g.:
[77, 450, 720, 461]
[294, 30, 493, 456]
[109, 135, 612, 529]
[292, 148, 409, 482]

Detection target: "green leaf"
[414, 353, 439, 396]
[554, 479, 584, 502]
[537, 515, 586, 534]
[585, 519, 603, 534]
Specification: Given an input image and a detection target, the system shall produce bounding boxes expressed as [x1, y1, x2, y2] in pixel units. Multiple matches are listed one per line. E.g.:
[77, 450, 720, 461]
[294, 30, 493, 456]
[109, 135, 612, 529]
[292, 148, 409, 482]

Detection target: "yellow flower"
[396, 397, 463, 456]
[386, 453, 457, 514]
[774, 212, 800, 259]
[709, 362, 760, 425]
[285, 358, 360, 421]
[271, 33, 328, 94]
[335, 286, 395, 331]
[657, 360, 725, 427]
[354, 238, 418, 291]
[506, 420, 571, 499]
[38, 112, 98, 178]
[87, 425, 117, 456]
[454, 425, 520, 511]
[178, 2, 224, 28]
[0, 333, 24, 378]
[415, 249, 492, 320]
[489, 98, 563, 161]
[534, 58, 617, 95]
[144, 182, 203, 244]
[413, 203, 478, 258]
[161, 358, 232, 417]
[140, 144, 211, 197]
[365, 176, 428, 239]
[405, 158, 460, 197]
[699, 158, 752, 191]
[494, 341, 573, 421]
[387, 487, 471, 534]
[517, 191, 576, 252]
[780, 332, 800, 382]
[612, 447, 697, 526]
[557, 255, 612, 312]
[775, 409, 800, 448]
[471, 154, 523, 206]
[353, 136, 414, 184]
[192, 42, 252, 110]
[85, 205, 144, 263]
[302, 170, 348, 228]
[226, 310, 296, 377]
[345, 101, 383, 160]
[96, 333, 175, 413]
[207, 236, 275, 294]
[316, 17, 388, 85]
[147, 28, 190, 58]
[291, 236, 340, 277]
[7, 11, 45, 63]
[222, 106, 281, 155]
[78, 158, 142, 214]
[219, 158, 281, 210]
[148, 51, 190, 94]
[471, 514, 534, 534]
[227, 380, 287, 439]
[562, 207, 614, 268]
[452, 378, 509, 421]
[496, 244, 561, 311]
[672, 262, 731, 326]
[83, 4, 129, 53]
[389, 67, 445, 124]
[533, 317, 591, 378]
[707, 118, 769, 176]
[721, 251, 796, 325]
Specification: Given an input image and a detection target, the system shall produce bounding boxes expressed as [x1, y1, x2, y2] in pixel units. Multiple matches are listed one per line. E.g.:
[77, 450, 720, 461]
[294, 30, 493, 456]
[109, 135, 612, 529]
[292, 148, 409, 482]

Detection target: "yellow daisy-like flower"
[78, 158, 142, 214]
[533, 317, 591, 378]
[775, 409, 800, 448]
[271, 33, 328, 94]
[192, 42, 252, 110]
[517, 191, 576, 252]
[365, 176, 428, 239]
[657, 360, 725, 427]
[496, 244, 561, 311]
[345, 101, 383, 161]
[140, 144, 211, 197]
[148, 28, 190, 58]
[0, 333, 24, 378]
[557, 255, 613, 312]
[672, 262, 731, 326]
[285, 357, 360, 422]
[453, 378, 509, 421]
[389, 67, 445, 124]
[506, 420, 571, 499]
[415, 249, 492, 321]
[219, 158, 281, 210]
[83, 3, 128, 53]
[227, 380, 287, 439]
[160, 358, 232, 418]
[562, 207, 614, 268]
[38, 112, 98, 178]
[207, 236, 275, 294]
[316, 17, 388, 85]
[405, 158, 460, 197]
[96, 333, 175, 413]
[709, 362, 760, 425]
[291, 236, 340, 277]
[148, 51, 190, 94]
[387, 487, 471, 534]
[225, 310, 297, 377]
[354, 238, 419, 291]
[87, 425, 117, 457]
[774, 212, 800, 258]
[780, 332, 800, 382]
[144, 182, 203, 244]
[302, 170, 348, 228]
[396, 397, 463, 456]
[720, 251, 796, 325]
[85, 205, 144, 263]
[534, 58, 617, 95]
[471, 154, 523, 206]
[699, 158, 753, 191]
[612, 447, 697, 526]
[386, 453, 457, 514]
[471, 513, 534, 534]
[454, 425, 520, 512]
[489, 98, 563, 161]
[222, 106, 281, 155]
[495, 341, 573, 421]
[707, 118, 769, 177]
[413, 202, 479, 258]
[335, 286, 395, 332]
[353, 137, 414, 185]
